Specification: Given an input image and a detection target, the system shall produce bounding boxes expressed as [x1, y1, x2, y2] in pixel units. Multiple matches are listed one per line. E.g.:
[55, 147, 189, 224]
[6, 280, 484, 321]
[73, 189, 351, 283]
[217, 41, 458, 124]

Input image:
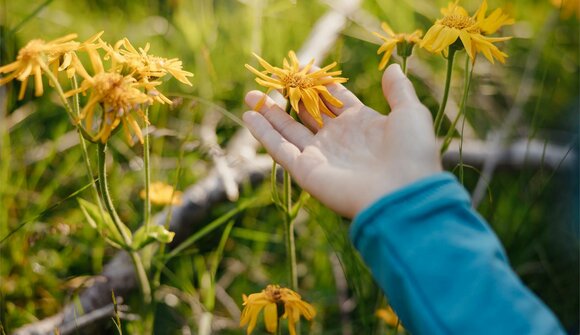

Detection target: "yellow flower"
[66, 65, 153, 145]
[473, 0, 515, 35]
[373, 22, 423, 70]
[140, 182, 183, 206]
[421, 0, 513, 64]
[551, 0, 580, 19]
[240, 284, 316, 335]
[245, 51, 348, 127]
[98, 38, 193, 105]
[0, 34, 79, 99]
[376, 306, 404, 332]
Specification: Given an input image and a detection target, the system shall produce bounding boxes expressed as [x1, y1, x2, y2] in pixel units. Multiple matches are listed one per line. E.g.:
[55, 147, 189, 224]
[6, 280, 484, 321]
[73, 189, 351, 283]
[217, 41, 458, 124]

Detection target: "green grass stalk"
[433, 48, 457, 136]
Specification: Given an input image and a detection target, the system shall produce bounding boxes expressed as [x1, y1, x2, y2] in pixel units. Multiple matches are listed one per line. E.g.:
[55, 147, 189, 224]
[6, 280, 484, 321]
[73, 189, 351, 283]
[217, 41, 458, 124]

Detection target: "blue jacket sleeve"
[350, 172, 565, 335]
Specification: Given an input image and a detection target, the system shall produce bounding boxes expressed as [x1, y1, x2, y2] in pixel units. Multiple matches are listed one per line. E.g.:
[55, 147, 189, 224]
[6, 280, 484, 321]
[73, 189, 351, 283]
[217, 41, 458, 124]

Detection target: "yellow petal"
[264, 303, 278, 333]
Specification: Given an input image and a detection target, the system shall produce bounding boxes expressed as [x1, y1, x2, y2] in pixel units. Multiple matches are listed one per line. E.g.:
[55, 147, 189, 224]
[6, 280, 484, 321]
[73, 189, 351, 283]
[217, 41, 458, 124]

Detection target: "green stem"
[97, 142, 151, 303]
[143, 107, 151, 233]
[401, 56, 408, 76]
[433, 48, 457, 137]
[71, 76, 102, 208]
[458, 57, 475, 184]
[283, 170, 298, 291]
[440, 54, 473, 155]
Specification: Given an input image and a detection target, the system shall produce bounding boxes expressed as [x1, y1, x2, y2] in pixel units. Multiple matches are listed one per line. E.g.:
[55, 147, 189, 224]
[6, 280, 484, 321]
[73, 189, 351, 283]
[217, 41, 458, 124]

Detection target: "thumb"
[381, 64, 422, 111]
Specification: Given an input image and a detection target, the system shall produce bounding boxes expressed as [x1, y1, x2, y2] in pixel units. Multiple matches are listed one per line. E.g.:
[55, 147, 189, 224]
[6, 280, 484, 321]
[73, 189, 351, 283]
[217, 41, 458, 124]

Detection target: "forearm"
[350, 172, 565, 335]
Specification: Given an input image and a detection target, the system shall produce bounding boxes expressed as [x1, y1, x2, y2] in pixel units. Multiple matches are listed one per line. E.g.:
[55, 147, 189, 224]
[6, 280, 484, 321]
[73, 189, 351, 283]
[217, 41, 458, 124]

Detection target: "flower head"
[140, 182, 183, 206]
[0, 34, 79, 99]
[373, 22, 422, 70]
[73, 71, 152, 145]
[551, 0, 580, 19]
[421, 0, 513, 64]
[245, 51, 347, 127]
[240, 284, 316, 335]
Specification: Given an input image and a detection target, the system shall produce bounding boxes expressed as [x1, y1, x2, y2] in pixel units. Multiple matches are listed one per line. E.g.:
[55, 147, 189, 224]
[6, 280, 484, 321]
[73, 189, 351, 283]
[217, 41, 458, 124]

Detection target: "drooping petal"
[263, 303, 278, 333]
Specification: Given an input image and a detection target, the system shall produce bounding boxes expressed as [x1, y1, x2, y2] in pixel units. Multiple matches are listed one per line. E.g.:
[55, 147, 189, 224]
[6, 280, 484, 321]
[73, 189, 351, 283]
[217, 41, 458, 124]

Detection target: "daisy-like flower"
[421, 0, 513, 64]
[240, 284, 316, 335]
[551, 0, 580, 19]
[0, 34, 79, 99]
[376, 306, 405, 332]
[71, 71, 152, 145]
[140, 181, 183, 206]
[245, 51, 348, 127]
[373, 22, 423, 70]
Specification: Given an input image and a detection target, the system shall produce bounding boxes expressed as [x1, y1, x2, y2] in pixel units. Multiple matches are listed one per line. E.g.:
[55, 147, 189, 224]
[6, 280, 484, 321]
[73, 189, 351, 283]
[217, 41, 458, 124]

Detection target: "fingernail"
[244, 92, 266, 110]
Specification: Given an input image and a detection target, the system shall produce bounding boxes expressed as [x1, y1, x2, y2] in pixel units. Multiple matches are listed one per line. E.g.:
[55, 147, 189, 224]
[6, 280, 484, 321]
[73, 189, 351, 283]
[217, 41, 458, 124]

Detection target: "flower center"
[265, 285, 283, 302]
[441, 14, 480, 33]
[93, 72, 138, 114]
[17, 39, 46, 61]
[283, 73, 314, 88]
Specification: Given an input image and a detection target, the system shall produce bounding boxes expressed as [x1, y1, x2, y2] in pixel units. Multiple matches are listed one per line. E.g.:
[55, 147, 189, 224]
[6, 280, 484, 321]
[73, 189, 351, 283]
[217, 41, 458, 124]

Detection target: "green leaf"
[132, 225, 175, 251]
[77, 198, 131, 249]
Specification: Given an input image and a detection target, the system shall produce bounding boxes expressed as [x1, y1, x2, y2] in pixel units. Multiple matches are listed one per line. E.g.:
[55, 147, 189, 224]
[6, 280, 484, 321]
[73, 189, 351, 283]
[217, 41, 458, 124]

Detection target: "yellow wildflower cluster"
[372, 0, 514, 69]
[240, 284, 316, 335]
[0, 32, 193, 146]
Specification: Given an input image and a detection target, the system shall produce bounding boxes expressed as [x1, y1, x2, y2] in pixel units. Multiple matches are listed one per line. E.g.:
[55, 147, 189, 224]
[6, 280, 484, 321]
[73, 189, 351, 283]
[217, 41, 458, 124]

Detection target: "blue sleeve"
[350, 172, 566, 335]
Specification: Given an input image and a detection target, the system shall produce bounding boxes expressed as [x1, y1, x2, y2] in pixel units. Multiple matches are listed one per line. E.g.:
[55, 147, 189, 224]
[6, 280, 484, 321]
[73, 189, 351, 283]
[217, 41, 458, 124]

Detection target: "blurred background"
[0, 0, 578, 333]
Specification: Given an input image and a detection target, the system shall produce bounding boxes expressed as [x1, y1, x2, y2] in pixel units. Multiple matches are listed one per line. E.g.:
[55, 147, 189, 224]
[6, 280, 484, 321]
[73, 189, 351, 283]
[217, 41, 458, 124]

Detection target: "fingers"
[381, 64, 422, 111]
[245, 90, 314, 150]
[325, 83, 364, 116]
[243, 111, 301, 171]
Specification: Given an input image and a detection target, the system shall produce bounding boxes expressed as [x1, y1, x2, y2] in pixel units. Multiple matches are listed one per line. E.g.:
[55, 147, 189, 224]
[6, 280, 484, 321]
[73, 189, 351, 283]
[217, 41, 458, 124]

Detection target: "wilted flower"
[0, 34, 79, 99]
[140, 182, 183, 206]
[240, 284, 316, 335]
[245, 51, 348, 127]
[421, 0, 513, 64]
[373, 22, 422, 70]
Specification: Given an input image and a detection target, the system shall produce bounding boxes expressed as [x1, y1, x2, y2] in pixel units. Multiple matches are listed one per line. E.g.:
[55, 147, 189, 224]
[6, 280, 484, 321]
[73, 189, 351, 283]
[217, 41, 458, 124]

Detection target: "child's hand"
[243, 64, 441, 218]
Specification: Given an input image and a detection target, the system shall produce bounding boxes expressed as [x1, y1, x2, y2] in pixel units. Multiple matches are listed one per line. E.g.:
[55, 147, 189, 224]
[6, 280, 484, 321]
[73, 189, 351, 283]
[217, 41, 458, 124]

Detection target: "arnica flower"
[551, 0, 580, 19]
[376, 306, 405, 332]
[373, 22, 423, 70]
[421, 0, 513, 64]
[100, 38, 194, 104]
[240, 284, 316, 335]
[245, 51, 348, 127]
[0, 34, 79, 100]
[140, 182, 183, 206]
[71, 71, 152, 145]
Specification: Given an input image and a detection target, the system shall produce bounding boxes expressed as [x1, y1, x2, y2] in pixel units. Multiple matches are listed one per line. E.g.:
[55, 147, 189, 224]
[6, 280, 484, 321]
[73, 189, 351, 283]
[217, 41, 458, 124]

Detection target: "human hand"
[243, 64, 442, 219]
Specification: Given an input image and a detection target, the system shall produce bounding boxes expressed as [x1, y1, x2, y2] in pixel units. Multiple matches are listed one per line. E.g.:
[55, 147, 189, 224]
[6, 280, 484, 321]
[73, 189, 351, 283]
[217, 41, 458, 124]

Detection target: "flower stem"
[401, 56, 408, 76]
[143, 107, 151, 233]
[440, 54, 473, 157]
[97, 142, 152, 303]
[283, 169, 298, 291]
[433, 48, 457, 137]
[282, 101, 299, 292]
